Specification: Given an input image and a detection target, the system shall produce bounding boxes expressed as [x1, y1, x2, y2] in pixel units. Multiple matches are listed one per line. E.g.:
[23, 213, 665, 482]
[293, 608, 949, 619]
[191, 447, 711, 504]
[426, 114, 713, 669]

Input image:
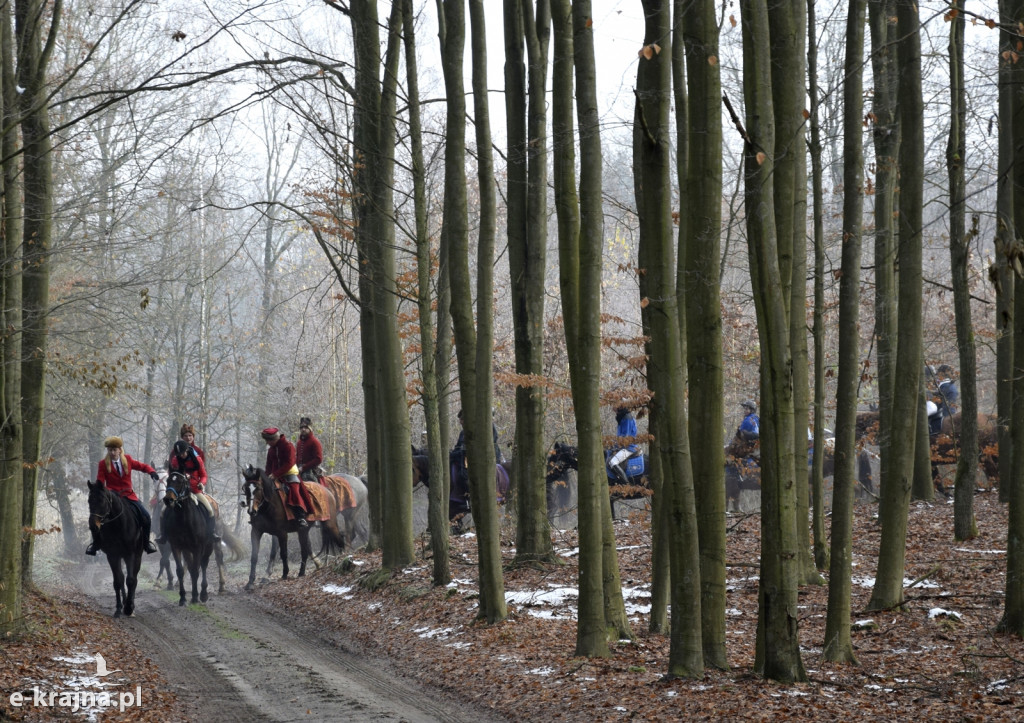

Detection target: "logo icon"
[94, 653, 121, 678]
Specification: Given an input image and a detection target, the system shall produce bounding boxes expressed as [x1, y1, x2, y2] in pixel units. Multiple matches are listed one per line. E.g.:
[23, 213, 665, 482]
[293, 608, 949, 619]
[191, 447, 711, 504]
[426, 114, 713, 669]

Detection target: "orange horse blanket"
[320, 475, 357, 511]
[275, 480, 332, 523]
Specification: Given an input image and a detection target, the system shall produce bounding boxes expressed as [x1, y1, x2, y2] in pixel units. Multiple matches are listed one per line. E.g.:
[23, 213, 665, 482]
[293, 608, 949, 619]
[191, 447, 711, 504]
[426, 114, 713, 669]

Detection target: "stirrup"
[297, 517, 308, 529]
[85, 543, 98, 556]
[144, 540, 158, 554]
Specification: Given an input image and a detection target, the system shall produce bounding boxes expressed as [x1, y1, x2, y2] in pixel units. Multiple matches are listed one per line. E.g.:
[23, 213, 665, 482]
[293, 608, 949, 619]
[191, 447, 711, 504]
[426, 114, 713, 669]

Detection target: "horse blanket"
[275, 480, 332, 522]
[320, 475, 357, 511]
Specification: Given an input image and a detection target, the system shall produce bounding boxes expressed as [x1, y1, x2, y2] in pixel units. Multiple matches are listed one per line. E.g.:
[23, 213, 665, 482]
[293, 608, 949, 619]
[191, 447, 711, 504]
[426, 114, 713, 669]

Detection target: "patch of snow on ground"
[954, 548, 1005, 554]
[527, 667, 557, 676]
[928, 608, 962, 620]
[414, 626, 459, 639]
[852, 576, 939, 590]
[322, 584, 353, 597]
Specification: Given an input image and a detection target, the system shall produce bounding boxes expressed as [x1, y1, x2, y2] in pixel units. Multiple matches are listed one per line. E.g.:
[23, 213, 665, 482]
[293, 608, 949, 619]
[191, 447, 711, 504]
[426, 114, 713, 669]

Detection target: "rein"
[91, 489, 128, 529]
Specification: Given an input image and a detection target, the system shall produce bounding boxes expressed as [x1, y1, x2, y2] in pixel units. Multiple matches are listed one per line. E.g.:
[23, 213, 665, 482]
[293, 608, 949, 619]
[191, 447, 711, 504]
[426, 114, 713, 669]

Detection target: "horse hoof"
[200, 592, 208, 602]
[114, 610, 122, 618]
[179, 599, 186, 607]
[245, 582, 254, 592]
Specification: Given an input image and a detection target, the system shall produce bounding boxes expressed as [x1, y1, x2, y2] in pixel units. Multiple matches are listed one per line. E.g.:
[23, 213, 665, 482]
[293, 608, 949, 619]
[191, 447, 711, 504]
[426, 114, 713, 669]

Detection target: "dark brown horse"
[931, 413, 999, 490]
[411, 454, 512, 521]
[87, 480, 144, 617]
[241, 466, 346, 590]
[544, 442, 652, 518]
[162, 471, 244, 605]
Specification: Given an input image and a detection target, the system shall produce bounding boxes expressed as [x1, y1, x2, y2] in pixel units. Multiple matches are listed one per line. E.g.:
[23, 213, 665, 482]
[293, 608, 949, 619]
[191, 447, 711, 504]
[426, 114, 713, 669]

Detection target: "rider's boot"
[612, 464, 631, 488]
[206, 509, 222, 542]
[85, 527, 101, 556]
[293, 507, 309, 528]
[141, 514, 158, 554]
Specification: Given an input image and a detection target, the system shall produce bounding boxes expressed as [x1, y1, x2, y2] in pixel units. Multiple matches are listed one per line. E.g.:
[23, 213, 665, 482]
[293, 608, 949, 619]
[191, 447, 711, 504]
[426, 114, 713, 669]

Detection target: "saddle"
[605, 450, 645, 479]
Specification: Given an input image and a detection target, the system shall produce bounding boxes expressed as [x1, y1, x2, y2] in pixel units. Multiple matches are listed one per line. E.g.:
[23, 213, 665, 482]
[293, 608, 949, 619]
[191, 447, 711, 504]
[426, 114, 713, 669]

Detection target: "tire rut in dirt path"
[75, 560, 502, 722]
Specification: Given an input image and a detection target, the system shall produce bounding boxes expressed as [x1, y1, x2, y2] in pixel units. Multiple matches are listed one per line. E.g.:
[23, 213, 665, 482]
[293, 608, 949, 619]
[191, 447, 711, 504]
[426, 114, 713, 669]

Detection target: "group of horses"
[86, 465, 367, 617]
[87, 408, 996, 617]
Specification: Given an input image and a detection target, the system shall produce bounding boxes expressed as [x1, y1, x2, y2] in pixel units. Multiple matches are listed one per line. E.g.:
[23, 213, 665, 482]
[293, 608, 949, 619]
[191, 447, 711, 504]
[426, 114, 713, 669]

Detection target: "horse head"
[164, 471, 190, 508]
[240, 465, 267, 515]
[87, 479, 120, 531]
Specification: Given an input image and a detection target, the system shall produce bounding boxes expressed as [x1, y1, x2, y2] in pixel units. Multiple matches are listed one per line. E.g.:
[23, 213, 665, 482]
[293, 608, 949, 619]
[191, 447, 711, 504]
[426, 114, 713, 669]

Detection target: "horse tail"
[319, 516, 347, 557]
[220, 525, 246, 562]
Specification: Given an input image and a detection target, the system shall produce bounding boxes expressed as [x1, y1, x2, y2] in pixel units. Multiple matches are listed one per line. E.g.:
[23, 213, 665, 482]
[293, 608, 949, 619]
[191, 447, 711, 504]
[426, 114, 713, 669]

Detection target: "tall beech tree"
[349, 0, 415, 570]
[18, 0, 62, 585]
[998, 0, 1024, 636]
[867, 0, 924, 613]
[823, 0, 866, 664]
[0, 0, 24, 632]
[504, 0, 555, 566]
[403, 0, 450, 585]
[737, 0, 806, 682]
[868, 0, 900, 509]
[946, 0, 978, 541]
[678, 0, 727, 669]
[635, 0, 703, 678]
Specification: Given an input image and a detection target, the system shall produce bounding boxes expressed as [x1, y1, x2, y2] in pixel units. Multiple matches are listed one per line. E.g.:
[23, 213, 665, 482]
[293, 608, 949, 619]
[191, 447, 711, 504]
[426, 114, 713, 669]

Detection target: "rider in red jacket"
[296, 417, 324, 483]
[87, 436, 159, 556]
[263, 427, 311, 527]
[157, 440, 220, 543]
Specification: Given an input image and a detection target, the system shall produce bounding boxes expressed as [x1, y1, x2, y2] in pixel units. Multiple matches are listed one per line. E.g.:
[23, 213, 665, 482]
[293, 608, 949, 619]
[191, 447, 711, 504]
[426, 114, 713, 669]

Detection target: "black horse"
[725, 440, 876, 512]
[411, 454, 512, 522]
[87, 480, 145, 617]
[162, 471, 224, 606]
[240, 465, 346, 591]
[544, 441, 652, 518]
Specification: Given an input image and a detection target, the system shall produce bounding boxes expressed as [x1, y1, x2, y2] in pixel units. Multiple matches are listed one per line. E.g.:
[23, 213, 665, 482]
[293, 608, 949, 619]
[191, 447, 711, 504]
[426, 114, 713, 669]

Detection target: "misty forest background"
[2, 0, 1023, 684]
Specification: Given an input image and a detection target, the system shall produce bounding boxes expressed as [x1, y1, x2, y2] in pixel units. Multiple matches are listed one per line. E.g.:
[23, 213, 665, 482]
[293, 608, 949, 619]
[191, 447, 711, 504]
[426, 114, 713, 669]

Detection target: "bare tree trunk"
[806, 0, 829, 572]
[678, 0, 727, 669]
[869, 0, 900, 502]
[868, 0, 924, 612]
[822, 0, 865, 664]
[636, 0, 702, 677]
[505, 0, 555, 565]
[18, 0, 62, 586]
[403, 0, 450, 585]
[738, 0, 806, 682]
[946, 0, 978, 541]
[0, 2, 25, 631]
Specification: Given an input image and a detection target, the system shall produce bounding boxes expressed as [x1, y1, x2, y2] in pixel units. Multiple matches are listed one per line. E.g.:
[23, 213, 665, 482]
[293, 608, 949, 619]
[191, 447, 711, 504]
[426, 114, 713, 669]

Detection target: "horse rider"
[157, 440, 220, 543]
[726, 399, 761, 463]
[86, 436, 160, 556]
[179, 423, 205, 463]
[262, 427, 312, 528]
[607, 406, 640, 487]
[452, 408, 504, 465]
[925, 364, 959, 437]
[296, 416, 324, 483]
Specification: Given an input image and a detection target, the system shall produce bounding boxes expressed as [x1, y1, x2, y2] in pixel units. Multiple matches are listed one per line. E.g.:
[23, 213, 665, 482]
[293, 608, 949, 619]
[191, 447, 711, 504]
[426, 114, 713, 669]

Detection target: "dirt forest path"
[74, 558, 502, 723]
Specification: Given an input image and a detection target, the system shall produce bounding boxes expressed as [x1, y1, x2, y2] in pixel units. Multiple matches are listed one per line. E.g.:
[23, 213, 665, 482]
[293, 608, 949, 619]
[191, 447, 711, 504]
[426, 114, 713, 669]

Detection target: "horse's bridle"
[163, 471, 192, 509]
[90, 486, 125, 529]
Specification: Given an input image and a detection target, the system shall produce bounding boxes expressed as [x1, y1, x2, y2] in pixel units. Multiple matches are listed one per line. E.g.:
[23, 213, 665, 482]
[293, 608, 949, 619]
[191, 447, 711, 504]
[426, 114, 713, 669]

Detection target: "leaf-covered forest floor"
[4, 490, 1024, 721]
[260, 490, 1024, 721]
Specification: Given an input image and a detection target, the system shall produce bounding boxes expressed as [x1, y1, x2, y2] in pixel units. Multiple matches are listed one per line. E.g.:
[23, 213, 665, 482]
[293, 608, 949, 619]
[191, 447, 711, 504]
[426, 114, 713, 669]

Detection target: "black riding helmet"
[173, 439, 191, 457]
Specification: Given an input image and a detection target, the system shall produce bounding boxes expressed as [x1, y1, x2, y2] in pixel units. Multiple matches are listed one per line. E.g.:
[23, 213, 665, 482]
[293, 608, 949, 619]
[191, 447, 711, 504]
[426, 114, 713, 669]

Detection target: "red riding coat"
[169, 452, 207, 494]
[296, 432, 323, 477]
[96, 454, 155, 502]
[265, 435, 297, 479]
[265, 435, 310, 513]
